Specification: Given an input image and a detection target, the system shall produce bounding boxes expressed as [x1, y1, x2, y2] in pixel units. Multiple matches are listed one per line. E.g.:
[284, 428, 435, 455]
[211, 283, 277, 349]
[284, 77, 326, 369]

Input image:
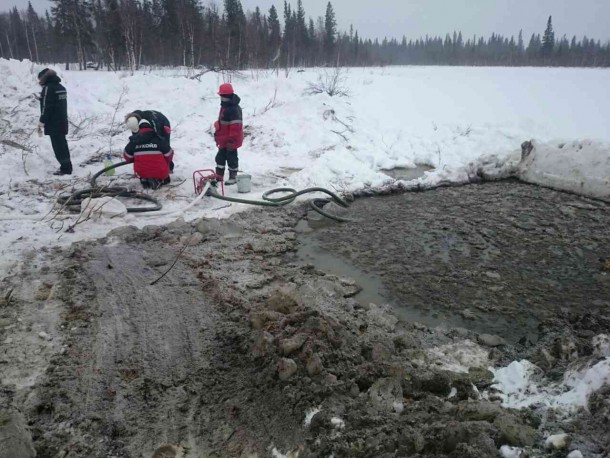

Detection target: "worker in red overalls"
[213, 83, 243, 185]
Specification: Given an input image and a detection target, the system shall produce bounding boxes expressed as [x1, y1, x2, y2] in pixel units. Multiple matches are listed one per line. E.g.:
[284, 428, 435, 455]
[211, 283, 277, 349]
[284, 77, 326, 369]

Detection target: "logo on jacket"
[136, 143, 158, 149]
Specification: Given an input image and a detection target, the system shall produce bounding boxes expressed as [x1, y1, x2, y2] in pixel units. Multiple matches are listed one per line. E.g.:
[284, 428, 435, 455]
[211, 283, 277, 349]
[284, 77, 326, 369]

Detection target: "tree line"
[1, 1, 609, 70]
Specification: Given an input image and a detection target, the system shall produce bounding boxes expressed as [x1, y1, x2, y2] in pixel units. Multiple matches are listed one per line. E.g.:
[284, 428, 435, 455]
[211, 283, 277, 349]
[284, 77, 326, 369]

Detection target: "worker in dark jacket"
[125, 110, 174, 172]
[125, 110, 171, 142]
[123, 119, 174, 189]
[214, 83, 243, 185]
[38, 68, 72, 175]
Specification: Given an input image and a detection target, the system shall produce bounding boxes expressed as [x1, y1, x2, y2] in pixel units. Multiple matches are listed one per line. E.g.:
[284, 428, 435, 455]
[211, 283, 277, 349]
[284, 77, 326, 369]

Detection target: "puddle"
[296, 223, 539, 341]
[296, 221, 520, 336]
[382, 164, 434, 181]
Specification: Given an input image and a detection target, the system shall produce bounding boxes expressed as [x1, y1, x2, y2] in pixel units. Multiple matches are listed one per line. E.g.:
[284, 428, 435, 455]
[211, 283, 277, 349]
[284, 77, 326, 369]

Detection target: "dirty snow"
[499, 445, 527, 458]
[490, 336, 610, 411]
[423, 339, 490, 373]
[545, 433, 571, 451]
[303, 406, 321, 426]
[330, 417, 345, 430]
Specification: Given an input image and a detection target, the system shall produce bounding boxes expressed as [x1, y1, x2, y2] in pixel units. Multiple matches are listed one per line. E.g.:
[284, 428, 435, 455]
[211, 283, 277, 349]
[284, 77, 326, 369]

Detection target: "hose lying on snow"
[208, 187, 352, 222]
[57, 161, 162, 213]
[56, 161, 352, 222]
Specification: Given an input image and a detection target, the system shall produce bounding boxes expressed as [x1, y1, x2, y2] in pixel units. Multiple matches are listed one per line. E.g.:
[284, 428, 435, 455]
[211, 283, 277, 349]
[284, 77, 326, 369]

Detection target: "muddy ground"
[304, 181, 610, 345]
[1, 181, 609, 458]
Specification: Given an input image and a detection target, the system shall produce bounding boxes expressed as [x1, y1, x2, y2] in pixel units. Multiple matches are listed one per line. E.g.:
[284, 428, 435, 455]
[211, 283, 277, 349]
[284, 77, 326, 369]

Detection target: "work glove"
[37, 123, 44, 137]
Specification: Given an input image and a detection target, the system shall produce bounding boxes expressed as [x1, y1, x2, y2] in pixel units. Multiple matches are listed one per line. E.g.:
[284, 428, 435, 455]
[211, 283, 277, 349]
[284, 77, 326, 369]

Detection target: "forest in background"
[1, 0, 609, 70]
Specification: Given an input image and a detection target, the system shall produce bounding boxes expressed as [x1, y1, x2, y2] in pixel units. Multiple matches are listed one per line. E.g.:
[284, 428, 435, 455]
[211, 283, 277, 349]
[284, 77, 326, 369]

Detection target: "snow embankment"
[517, 140, 610, 201]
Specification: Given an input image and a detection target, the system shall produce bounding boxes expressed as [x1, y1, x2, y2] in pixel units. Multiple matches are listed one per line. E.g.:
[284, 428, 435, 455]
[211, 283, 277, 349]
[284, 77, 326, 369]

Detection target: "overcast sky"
[6, 0, 610, 42]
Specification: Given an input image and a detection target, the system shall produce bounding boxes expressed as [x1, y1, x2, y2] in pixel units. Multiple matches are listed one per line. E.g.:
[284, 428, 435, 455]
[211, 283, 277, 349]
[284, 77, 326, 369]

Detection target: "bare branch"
[305, 67, 351, 97]
[109, 84, 128, 154]
[150, 232, 195, 285]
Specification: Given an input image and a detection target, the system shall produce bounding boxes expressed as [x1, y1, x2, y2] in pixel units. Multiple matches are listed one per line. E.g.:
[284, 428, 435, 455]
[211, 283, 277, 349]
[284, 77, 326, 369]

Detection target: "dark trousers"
[49, 134, 72, 172]
[215, 148, 238, 178]
[140, 177, 171, 189]
[164, 132, 174, 172]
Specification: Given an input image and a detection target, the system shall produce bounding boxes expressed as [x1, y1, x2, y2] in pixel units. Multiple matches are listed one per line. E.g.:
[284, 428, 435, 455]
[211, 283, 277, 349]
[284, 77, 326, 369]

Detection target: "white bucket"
[236, 173, 252, 193]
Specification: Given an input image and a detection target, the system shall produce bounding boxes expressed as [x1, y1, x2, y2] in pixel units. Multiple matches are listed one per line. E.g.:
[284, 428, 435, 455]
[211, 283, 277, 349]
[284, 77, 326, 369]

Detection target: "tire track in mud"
[31, 244, 223, 456]
[27, 220, 309, 457]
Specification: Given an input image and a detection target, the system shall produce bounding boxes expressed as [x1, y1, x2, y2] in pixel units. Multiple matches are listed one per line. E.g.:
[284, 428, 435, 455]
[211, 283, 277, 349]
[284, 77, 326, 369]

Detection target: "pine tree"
[44, 11, 56, 61]
[526, 33, 541, 64]
[26, 2, 42, 61]
[100, 0, 123, 69]
[51, 0, 94, 69]
[542, 15, 554, 58]
[296, 1, 307, 42]
[323, 1, 336, 63]
[281, 1, 294, 67]
[267, 4, 280, 65]
[224, 0, 246, 68]
[517, 29, 524, 63]
[9, 7, 27, 60]
[0, 14, 13, 58]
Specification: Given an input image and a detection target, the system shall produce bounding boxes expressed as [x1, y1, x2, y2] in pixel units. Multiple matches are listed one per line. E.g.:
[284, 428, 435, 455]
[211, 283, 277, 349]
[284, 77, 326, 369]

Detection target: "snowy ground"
[2, 60, 610, 277]
[2, 59, 610, 456]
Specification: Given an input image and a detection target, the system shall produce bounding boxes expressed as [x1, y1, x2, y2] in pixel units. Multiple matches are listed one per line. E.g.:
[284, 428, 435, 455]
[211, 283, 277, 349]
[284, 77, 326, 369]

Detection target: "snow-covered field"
[2, 60, 610, 419]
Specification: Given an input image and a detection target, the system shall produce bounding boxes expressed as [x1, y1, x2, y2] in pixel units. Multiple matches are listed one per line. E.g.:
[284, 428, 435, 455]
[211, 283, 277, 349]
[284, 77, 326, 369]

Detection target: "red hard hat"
[218, 83, 234, 95]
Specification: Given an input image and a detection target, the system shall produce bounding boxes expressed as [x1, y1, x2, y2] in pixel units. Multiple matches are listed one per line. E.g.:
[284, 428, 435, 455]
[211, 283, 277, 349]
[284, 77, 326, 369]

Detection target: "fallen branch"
[1, 139, 33, 152]
[331, 129, 349, 142]
[150, 232, 195, 285]
[188, 66, 238, 81]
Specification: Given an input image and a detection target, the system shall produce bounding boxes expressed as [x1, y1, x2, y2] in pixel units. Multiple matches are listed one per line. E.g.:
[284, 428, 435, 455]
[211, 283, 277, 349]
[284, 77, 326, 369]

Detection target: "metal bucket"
[236, 173, 252, 193]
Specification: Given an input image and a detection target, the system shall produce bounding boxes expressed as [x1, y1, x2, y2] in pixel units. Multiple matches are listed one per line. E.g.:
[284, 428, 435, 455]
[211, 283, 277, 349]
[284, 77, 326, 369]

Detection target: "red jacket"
[214, 94, 243, 150]
[123, 127, 173, 180]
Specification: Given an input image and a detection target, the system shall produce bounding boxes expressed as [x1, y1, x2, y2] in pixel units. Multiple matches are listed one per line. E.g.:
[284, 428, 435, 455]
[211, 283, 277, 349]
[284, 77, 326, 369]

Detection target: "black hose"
[209, 186, 352, 222]
[58, 162, 351, 222]
[57, 161, 163, 213]
[90, 161, 129, 187]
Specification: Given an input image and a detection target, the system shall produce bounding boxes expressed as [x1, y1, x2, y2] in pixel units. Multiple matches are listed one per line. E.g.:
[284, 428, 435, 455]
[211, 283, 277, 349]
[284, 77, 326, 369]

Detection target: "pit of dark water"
[295, 180, 610, 344]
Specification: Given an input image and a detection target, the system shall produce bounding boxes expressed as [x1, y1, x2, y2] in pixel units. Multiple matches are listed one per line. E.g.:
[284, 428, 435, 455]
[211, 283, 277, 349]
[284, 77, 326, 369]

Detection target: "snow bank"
[1, 59, 610, 275]
[490, 336, 610, 411]
[518, 140, 610, 201]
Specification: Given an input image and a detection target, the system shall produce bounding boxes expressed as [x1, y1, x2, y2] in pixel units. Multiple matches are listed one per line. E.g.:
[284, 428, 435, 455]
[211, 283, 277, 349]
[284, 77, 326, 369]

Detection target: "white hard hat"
[125, 116, 139, 133]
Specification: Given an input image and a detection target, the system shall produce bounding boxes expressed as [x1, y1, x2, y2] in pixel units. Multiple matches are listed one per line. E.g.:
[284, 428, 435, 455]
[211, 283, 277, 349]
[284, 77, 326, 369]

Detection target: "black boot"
[140, 178, 153, 189]
[225, 169, 237, 186]
[215, 166, 225, 181]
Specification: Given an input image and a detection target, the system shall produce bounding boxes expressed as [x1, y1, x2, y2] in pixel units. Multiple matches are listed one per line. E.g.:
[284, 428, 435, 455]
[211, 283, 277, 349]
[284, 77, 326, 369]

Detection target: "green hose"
[208, 186, 352, 222]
